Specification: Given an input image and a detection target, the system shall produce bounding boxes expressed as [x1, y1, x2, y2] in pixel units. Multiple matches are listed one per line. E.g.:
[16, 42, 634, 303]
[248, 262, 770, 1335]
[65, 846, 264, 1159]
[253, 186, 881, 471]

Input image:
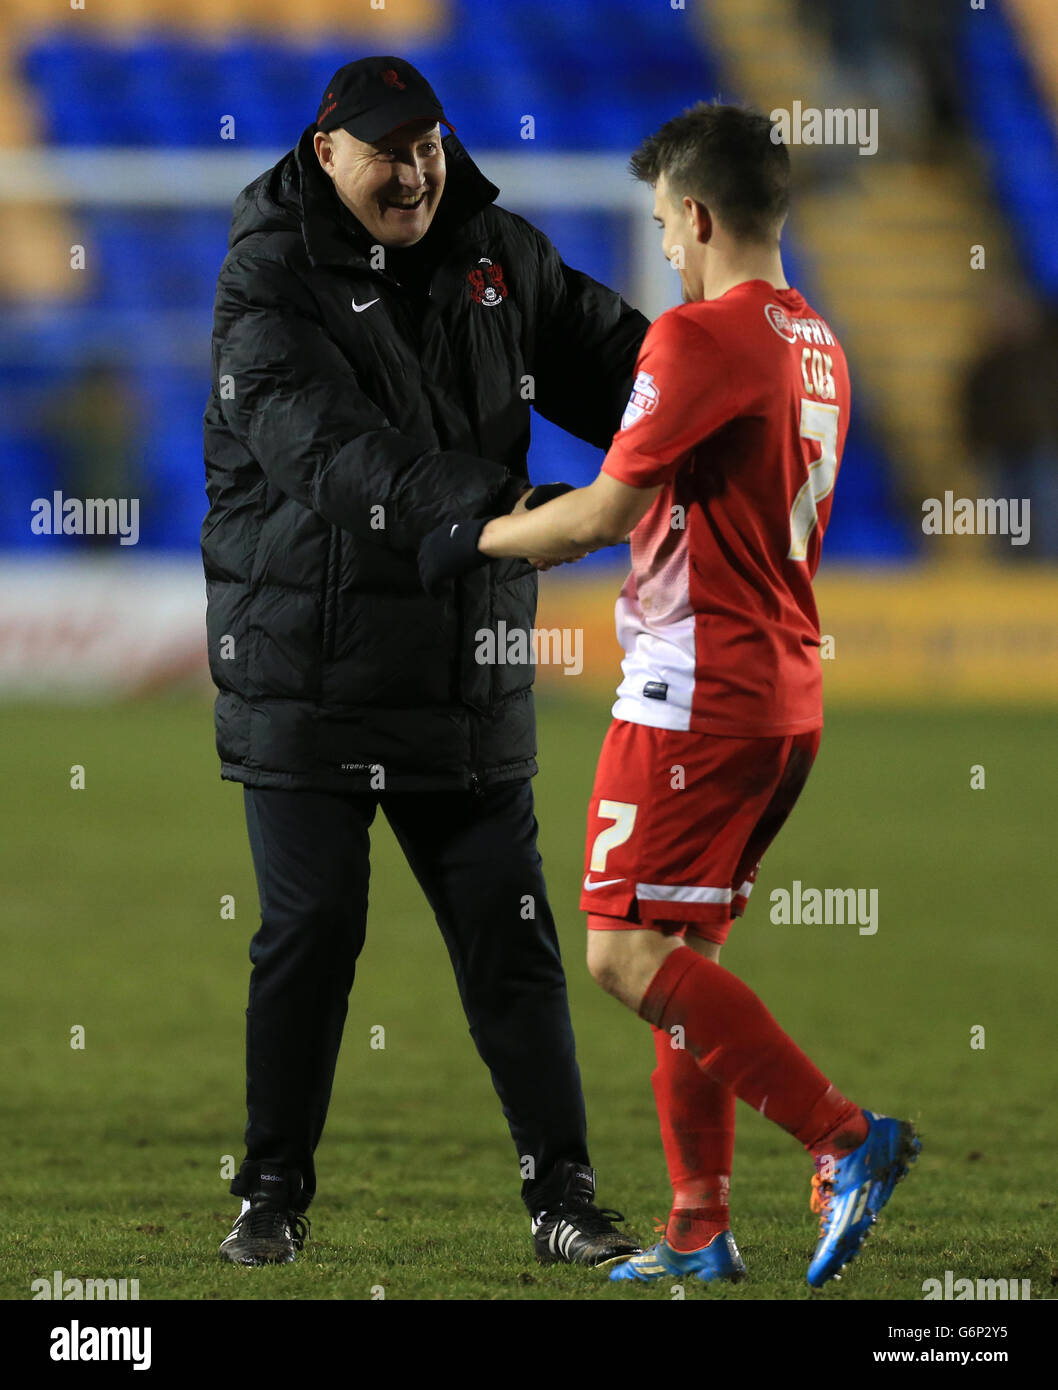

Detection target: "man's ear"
[314, 131, 335, 174]
[685, 197, 712, 246]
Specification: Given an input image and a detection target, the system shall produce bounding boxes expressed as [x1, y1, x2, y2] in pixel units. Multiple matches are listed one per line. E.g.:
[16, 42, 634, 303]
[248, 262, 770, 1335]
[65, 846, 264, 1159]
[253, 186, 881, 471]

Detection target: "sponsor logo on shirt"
[621, 370, 658, 429]
[766, 303, 836, 346]
[765, 303, 798, 342]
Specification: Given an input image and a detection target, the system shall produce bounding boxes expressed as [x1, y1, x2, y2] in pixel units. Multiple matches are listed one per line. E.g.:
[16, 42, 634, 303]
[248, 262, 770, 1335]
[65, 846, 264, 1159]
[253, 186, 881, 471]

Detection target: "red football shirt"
[601, 279, 850, 737]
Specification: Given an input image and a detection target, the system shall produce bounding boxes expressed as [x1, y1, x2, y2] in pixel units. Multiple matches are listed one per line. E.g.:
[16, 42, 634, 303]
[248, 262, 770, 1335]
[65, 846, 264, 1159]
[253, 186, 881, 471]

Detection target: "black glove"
[418, 516, 491, 596]
[524, 482, 574, 510]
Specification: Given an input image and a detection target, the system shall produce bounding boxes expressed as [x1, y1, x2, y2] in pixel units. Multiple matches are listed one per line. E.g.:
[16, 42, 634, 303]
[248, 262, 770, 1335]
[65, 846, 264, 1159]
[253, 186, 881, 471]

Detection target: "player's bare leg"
[585, 924, 722, 995]
[586, 924, 681, 1010]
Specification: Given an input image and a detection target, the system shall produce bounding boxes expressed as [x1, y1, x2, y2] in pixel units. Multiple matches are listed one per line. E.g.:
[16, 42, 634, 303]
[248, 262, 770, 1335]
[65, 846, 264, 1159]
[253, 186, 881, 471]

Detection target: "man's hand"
[418, 517, 492, 596]
[419, 475, 652, 591]
[524, 482, 574, 510]
[510, 482, 574, 516]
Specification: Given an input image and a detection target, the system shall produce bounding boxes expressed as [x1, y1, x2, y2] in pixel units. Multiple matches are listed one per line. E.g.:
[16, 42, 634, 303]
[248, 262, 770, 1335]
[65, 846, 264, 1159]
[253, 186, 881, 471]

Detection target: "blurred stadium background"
[1, 0, 1056, 700]
[2, 0, 1057, 1306]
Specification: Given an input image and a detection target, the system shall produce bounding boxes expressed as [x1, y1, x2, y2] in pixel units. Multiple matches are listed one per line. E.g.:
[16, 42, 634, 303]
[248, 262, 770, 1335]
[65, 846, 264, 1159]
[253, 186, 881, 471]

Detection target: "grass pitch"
[1, 694, 1054, 1301]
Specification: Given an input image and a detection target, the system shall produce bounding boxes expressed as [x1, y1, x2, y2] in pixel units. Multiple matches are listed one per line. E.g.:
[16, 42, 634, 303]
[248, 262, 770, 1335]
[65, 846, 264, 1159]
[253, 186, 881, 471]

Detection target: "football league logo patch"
[620, 370, 658, 430]
[468, 256, 508, 307]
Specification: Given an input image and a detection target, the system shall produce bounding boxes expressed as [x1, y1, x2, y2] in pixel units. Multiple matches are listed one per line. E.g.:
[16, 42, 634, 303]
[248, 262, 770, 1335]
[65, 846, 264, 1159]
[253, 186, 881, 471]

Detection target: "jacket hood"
[227, 124, 501, 270]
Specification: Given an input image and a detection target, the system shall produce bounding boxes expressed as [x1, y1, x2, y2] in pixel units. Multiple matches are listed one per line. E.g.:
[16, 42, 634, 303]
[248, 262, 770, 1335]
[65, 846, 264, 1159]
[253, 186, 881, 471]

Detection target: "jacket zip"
[349, 262, 483, 790]
[321, 526, 340, 660]
[468, 715, 483, 797]
[455, 572, 485, 797]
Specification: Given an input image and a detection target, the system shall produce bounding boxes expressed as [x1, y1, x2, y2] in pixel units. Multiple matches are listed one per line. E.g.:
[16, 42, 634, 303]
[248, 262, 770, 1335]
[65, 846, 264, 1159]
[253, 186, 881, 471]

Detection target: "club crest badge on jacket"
[467, 256, 508, 307]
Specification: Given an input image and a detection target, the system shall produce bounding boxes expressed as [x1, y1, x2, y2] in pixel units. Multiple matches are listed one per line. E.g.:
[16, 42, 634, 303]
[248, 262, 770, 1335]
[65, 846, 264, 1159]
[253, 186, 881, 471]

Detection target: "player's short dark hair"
[630, 102, 790, 243]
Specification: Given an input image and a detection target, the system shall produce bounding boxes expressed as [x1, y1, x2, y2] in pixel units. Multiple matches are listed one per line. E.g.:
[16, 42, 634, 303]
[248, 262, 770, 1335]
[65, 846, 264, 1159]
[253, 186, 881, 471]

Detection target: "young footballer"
[418, 102, 919, 1288]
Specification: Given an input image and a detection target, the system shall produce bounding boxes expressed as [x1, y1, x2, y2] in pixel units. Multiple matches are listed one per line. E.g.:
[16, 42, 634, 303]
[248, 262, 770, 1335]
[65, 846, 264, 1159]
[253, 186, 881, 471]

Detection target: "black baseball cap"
[316, 56, 454, 142]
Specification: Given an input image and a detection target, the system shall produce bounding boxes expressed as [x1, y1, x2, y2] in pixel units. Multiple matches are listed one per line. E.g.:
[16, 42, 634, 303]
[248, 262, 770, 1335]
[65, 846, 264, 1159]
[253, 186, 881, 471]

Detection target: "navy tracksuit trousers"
[228, 778, 590, 1213]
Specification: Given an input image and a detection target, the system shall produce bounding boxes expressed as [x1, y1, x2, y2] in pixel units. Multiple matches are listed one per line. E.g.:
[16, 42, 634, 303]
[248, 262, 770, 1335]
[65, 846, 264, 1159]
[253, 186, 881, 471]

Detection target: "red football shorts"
[580, 719, 821, 945]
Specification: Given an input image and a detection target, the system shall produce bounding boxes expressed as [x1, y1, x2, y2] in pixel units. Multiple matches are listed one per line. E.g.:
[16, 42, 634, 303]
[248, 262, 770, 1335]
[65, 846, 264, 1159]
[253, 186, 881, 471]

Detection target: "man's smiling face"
[314, 118, 446, 248]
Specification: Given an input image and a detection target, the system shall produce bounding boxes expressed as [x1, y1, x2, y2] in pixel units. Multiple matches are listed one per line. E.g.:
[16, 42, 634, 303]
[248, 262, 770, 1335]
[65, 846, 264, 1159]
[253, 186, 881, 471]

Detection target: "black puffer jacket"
[202, 124, 648, 791]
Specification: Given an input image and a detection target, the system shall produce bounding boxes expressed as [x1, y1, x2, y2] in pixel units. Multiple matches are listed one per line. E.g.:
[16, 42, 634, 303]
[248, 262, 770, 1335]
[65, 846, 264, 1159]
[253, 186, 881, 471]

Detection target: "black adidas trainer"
[219, 1165, 310, 1266]
[530, 1160, 642, 1268]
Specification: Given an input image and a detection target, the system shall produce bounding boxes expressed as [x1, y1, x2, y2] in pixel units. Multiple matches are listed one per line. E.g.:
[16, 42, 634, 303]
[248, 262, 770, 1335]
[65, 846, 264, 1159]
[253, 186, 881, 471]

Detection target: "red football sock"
[650, 1023, 734, 1251]
[641, 948, 867, 1160]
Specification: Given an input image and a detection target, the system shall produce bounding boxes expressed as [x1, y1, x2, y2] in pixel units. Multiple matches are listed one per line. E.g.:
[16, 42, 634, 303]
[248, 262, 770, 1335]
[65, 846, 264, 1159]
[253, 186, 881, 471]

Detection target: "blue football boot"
[610, 1230, 746, 1283]
[807, 1110, 921, 1288]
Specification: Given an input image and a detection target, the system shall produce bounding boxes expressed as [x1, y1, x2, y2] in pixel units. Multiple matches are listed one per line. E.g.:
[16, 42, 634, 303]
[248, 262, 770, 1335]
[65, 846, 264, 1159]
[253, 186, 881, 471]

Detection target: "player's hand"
[509, 488, 535, 516]
[418, 517, 492, 596]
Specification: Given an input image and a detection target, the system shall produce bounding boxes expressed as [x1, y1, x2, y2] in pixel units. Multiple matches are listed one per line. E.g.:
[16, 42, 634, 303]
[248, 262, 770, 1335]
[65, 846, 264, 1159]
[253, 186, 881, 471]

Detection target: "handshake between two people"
[417, 470, 662, 597]
[417, 481, 581, 597]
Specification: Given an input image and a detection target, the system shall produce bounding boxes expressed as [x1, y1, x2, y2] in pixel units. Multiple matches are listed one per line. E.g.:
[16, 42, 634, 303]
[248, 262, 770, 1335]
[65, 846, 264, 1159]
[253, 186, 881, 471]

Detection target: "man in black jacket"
[203, 55, 649, 1268]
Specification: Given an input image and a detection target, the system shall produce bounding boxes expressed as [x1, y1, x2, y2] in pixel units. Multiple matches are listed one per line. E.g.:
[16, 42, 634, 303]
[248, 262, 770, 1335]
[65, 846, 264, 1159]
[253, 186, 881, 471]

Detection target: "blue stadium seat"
[0, 429, 58, 548]
[133, 371, 212, 548]
[960, 6, 1058, 293]
[82, 211, 153, 310]
[531, 210, 619, 286]
[179, 209, 234, 304]
[120, 39, 213, 145]
[22, 40, 138, 145]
